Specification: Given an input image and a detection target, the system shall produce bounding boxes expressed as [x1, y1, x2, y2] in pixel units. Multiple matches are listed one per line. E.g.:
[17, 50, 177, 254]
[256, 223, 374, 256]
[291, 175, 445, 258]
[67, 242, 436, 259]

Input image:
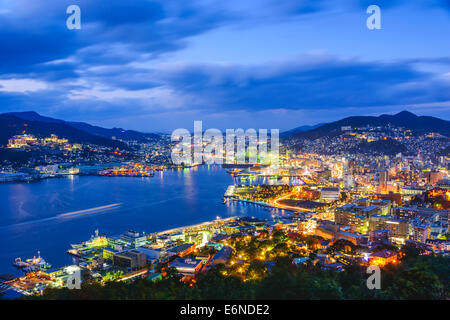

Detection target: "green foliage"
[28, 248, 449, 300]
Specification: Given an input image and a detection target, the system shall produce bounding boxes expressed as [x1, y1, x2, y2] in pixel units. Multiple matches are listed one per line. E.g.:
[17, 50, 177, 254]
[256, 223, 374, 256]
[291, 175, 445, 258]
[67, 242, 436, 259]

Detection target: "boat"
[70, 229, 108, 250]
[13, 251, 52, 272]
[226, 169, 242, 175]
[13, 258, 27, 268]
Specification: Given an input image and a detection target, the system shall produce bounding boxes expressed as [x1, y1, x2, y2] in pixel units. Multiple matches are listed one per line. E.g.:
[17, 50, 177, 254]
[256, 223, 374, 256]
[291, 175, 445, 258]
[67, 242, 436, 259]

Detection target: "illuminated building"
[119, 230, 147, 248]
[335, 204, 380, 232]
[315, 223, 362, 245]
[355, 198, 391, 215]
[169, 258, 203, 276]
[379, 170, 389, 193]
[411, 223, 431, 243]
[113, 250, 147, 270]
[332, 162, 343, 179]
[320, 187, 340, 201]
[374, 192, 402, 206]
[369, 229, 390, 243]
[368, 215, 408, 242]
[427, 171, 445, 186]
[206, 246, 233, 268]
[401, 186, 425, 196]
[43, 134, 68, 145]
[168, 243, 196, 257]
[7, 134, 38, 149]
[369, 250, 398, 267]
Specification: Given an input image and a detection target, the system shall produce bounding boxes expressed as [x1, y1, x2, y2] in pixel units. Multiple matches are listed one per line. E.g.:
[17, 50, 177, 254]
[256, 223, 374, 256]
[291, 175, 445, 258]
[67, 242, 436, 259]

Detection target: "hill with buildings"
[291, 111, 450, 140]
[0, 113, 130, 150]
[4, 112, 160, 144]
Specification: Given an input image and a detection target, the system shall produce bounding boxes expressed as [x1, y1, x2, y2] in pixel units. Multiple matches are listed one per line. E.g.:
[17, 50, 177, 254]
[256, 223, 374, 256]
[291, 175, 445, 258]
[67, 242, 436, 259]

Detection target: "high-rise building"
[411, 224, 431, 243]
[379, 170, 389, 192]
[368, 215, 409, 242]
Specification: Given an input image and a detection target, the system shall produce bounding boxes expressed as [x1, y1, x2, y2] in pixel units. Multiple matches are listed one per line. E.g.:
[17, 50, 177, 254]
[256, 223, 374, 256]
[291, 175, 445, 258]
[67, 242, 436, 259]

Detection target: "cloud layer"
[0, 0, 449, 131]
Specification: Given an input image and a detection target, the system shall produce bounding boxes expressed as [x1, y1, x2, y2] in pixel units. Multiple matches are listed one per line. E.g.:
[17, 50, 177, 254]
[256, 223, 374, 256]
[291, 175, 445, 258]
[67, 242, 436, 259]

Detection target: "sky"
[0, 0, 449, 133]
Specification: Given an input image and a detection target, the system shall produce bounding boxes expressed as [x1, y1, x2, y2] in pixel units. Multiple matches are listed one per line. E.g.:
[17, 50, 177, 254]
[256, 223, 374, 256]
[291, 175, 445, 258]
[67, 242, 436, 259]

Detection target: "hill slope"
[6, 111, 160, 143]
[0, 113, 129, 149]
[292, 111, 450, 140]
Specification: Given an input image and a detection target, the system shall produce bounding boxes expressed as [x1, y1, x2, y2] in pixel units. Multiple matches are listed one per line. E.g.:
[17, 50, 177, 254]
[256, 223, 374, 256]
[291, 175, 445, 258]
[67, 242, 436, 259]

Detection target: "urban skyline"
[0, 0, 449, 305]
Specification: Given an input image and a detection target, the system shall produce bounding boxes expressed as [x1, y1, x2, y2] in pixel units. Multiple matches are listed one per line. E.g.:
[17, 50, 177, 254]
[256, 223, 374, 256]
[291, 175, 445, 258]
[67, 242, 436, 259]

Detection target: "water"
[0, 165, 277, 276]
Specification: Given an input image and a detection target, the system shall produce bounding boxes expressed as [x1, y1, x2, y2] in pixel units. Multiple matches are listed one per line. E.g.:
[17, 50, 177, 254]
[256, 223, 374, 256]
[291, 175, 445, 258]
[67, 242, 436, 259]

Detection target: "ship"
[69, 229, 108, 256]
[13, 251, 52, 272]
[226, 169, 242, 175]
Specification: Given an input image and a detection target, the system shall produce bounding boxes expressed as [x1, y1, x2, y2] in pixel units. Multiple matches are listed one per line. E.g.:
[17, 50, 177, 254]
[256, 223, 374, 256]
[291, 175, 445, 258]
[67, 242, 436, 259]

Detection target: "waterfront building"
[113, 250, 147, 270]
[119, 230, 147, 249]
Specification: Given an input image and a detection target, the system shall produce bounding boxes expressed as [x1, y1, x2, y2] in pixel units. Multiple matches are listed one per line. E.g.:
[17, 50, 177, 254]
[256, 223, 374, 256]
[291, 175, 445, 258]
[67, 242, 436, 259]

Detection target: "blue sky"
[0, 0, 449, 132]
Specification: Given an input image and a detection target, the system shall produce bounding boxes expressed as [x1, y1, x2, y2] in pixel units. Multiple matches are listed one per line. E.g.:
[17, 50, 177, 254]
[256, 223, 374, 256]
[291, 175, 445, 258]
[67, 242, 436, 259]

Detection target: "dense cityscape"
[0, 110, 448, 300]
[1, 1, 450, 310]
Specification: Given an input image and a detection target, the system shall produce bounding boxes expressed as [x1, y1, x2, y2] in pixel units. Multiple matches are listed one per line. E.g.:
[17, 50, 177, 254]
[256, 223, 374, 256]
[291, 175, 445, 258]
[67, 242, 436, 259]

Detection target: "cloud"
[0, 79, 48, 93]
[0, 0, 450, 130]
[0, 0, 234, 73]
[150, 54, 450, 111]
[2, 53, 449, 125]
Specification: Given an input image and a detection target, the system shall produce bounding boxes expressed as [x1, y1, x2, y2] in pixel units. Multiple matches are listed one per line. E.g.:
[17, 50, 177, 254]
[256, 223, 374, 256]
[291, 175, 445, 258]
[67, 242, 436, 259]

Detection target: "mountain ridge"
[291, 111, 450, 139]
[0, 113, 130, 149]
[0, 111, 159, 149]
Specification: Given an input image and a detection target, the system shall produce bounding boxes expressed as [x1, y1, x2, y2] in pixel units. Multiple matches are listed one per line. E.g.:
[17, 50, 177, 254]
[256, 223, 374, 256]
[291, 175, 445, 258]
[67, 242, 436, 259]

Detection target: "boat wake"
[0, 203, 123, 230]
[57, 203, 123, 218]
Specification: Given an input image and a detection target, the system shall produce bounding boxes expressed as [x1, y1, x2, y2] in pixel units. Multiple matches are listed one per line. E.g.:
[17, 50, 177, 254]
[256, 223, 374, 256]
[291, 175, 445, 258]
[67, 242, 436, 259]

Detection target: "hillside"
[0, 113, 129, 150]
[291, 111, 450, 140]
[6, 112, 160, 143]
[280, 123, 326, 138]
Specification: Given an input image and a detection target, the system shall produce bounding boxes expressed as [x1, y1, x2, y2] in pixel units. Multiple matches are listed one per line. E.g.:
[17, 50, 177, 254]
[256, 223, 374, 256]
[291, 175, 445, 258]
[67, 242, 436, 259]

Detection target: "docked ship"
[13, 251, 52, 272]
[98, 163, 155, 177]
[226, 169, 242, 175]
[68, 229, 108, 255]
